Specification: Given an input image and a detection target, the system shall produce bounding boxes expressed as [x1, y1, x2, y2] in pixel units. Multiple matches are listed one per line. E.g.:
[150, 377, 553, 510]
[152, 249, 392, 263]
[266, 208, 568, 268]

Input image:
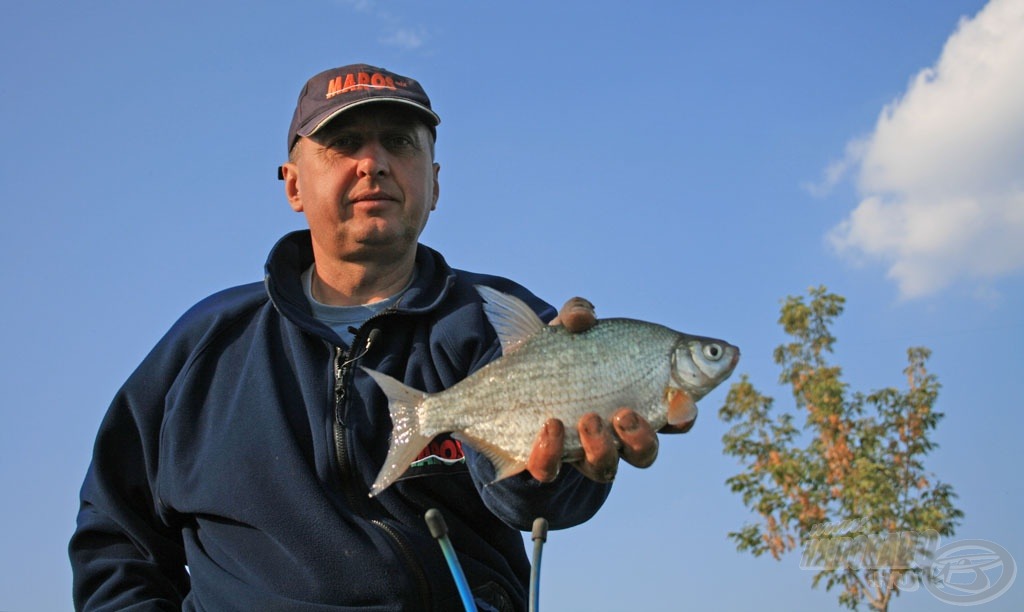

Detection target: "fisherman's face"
[282, 104, 440, 266]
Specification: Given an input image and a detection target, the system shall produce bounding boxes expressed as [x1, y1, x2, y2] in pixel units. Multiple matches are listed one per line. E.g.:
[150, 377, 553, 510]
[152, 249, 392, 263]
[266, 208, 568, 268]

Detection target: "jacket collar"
[263, 230, 456, 340]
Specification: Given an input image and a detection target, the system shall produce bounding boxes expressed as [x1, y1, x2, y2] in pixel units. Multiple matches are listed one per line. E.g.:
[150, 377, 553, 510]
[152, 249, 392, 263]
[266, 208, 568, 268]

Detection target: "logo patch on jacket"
[410, 436, 466, 469]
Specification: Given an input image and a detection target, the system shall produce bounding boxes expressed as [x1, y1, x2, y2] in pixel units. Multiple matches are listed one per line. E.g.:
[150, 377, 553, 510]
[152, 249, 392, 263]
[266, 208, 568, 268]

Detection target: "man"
[70, 63, 674, 611]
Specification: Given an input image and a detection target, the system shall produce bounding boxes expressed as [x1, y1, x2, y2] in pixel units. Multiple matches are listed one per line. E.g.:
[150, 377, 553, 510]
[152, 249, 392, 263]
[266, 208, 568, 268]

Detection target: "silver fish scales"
[362, 285, 739, 496]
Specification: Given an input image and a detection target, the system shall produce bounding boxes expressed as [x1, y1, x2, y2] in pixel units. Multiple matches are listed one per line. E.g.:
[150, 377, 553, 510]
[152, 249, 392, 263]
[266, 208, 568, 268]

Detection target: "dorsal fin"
[475, 285, 545, 354]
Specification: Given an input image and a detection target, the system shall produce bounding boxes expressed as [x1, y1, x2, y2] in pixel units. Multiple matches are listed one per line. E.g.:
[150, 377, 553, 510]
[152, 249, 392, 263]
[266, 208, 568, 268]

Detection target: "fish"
[361, 285, 740, 496]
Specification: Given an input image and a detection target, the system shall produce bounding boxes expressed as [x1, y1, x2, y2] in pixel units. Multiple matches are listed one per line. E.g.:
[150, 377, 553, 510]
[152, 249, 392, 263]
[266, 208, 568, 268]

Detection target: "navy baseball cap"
[285, 63, 440, 155]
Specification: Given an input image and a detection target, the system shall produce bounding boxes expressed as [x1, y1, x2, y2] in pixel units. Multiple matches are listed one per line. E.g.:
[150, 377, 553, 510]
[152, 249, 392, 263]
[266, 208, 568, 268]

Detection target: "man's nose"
[356, 140, 390, 177]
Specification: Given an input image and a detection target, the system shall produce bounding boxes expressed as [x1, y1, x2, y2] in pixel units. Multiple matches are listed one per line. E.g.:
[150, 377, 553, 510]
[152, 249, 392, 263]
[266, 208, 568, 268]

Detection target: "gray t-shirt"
[301, 265, 411, 346]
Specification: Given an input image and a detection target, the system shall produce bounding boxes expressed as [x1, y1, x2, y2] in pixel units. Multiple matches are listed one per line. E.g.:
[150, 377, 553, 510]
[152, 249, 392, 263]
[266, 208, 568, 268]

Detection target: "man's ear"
[431, 162, 440, 211]
[280, 162, 302, 212]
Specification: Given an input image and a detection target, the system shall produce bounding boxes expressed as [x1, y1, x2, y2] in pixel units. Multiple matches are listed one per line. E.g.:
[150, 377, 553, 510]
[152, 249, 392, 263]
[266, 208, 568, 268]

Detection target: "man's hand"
[526, 410, 662, 483]
[525, 297, 690, 484]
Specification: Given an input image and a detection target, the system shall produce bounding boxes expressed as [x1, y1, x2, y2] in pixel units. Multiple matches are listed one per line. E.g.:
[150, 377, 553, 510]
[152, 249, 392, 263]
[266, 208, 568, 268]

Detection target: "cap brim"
[298, 98, 441, 138]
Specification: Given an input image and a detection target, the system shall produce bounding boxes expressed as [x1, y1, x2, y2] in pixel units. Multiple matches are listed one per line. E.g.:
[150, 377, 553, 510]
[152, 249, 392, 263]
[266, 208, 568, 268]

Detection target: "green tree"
[719, 286, 962, 611]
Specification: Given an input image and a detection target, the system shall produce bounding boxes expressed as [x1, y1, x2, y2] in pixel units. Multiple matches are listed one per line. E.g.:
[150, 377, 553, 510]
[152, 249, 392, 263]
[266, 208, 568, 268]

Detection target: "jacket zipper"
[332, 328, 433, 609]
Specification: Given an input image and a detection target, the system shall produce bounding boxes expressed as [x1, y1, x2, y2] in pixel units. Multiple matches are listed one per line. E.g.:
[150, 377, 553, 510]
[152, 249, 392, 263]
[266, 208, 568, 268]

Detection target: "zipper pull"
[341, 328, 381, 370]
[334, 329, 382, 425]
[334, 346, 347, 424]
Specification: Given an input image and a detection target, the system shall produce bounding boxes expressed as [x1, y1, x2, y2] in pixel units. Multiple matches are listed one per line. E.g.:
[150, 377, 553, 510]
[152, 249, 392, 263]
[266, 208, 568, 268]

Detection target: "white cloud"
[802, 138, 868, 197]
[334, 0, 374, 13]
[826, 0, 1024, 299]
[380, 27, 427, 50]
[333, 0, 429, 50]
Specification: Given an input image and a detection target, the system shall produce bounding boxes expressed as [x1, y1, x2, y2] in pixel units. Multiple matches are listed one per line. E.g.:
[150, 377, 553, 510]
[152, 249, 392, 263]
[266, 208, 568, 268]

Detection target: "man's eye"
[327, 135, 360, 150]
[384, 134, 416, 149]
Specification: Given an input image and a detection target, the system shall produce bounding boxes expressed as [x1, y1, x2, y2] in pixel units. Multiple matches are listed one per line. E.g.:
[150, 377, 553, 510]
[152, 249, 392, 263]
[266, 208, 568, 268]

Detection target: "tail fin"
[361, 367, 433, 497]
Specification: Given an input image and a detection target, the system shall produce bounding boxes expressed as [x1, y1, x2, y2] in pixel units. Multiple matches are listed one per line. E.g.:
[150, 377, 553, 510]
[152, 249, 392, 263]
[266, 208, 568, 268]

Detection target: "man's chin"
[343, 233, 418, 262]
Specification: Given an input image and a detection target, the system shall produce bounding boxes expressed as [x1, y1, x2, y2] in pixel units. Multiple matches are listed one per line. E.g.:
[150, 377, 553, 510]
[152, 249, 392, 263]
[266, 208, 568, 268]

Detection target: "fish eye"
[702, 343, 724, 361]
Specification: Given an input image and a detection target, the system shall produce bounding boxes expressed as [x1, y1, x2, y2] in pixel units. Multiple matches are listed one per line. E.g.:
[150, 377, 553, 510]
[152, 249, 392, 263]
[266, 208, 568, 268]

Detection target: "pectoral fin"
[665, 387, 698, 427]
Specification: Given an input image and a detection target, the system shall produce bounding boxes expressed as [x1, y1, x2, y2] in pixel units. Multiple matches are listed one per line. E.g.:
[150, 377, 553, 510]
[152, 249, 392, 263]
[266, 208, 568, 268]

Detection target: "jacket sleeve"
[69, 342, 191, 609]
[464, 447, 612, 532]
[70, 285, 265, 609]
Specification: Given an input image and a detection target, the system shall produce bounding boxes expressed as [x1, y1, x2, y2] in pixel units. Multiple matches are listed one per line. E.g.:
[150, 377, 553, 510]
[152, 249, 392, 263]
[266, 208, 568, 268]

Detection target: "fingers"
[528, 410, 679, 485]
[612, 409, 659, 468]
[526, 418, 565, 483]
[550, 297, 596, 333]
[575, 413, 618, 482]
[573, 410, 661, 483]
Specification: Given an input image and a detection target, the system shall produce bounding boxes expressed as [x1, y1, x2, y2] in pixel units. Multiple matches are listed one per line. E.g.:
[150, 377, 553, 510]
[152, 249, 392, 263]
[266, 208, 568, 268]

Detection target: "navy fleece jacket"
[70, 230, 611, 611]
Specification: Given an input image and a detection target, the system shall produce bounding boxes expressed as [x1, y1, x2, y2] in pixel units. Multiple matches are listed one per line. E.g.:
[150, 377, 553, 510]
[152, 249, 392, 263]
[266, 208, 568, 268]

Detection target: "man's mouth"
[350, 191, 398, 204]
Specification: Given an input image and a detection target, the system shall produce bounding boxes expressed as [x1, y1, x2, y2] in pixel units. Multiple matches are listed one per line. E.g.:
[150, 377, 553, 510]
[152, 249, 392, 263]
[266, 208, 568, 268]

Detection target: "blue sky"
[3, 1, 1022, 610]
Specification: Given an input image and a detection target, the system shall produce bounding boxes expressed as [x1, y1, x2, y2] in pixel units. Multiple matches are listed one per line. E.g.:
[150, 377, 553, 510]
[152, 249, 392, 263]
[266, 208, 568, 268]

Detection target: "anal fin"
[452, 431, 528, 482]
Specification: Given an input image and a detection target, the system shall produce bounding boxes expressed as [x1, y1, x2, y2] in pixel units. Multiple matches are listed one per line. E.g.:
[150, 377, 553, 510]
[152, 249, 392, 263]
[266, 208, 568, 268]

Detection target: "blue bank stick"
[425, 508, 478, 612]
